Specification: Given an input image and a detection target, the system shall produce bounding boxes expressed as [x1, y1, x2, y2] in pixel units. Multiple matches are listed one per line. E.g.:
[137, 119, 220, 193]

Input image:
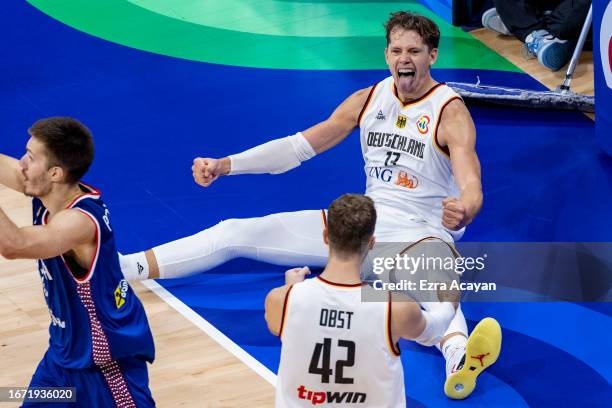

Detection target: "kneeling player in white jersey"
[267, 194, 482, 407]
[121, 11, 501, 399]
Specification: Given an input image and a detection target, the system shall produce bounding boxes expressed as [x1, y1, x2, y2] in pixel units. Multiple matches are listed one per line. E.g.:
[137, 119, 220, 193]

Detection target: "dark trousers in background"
[493, 0, 591, 42]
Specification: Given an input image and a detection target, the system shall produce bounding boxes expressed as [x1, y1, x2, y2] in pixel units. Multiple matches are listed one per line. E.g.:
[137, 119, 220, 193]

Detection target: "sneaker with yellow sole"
[444, 317, 502, 400]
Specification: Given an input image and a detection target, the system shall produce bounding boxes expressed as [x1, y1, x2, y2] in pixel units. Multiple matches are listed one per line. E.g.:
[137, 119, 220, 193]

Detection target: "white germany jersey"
[359, 77, 464, 240]
[276, 277, 405, 408]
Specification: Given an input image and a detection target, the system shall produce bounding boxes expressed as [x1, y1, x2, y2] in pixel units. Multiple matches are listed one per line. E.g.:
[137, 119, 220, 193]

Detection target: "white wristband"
[228, 132, 316, 175]
[414, 302, 456, 346]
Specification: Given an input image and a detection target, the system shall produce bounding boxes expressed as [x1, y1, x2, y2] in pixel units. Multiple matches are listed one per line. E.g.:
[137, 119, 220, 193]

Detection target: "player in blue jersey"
[0, 117, 155, 407]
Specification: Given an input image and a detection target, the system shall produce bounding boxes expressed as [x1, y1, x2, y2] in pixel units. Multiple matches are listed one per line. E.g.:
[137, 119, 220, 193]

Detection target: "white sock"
[433, 304, 469, 376]
[119, 252, 150, 281]
[442, 335, 468, 377]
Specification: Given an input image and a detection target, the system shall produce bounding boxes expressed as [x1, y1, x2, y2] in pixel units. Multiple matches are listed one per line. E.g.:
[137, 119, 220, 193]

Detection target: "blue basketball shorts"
[22, 350, 154, 407]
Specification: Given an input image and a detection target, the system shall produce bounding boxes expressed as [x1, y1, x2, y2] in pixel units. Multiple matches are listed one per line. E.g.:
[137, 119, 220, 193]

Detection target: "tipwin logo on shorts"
[114, 279, 129, 309]
[416, 114, 430, 134]
[297, 385, 366, 405]
[602, 1, 612, 89]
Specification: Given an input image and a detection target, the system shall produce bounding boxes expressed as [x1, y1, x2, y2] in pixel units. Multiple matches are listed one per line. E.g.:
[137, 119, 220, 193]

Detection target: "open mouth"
[398, 68, 415, 77]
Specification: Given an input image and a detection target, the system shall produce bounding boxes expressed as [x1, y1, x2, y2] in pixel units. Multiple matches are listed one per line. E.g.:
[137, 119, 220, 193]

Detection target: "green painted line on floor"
[27, 0, 520, 72]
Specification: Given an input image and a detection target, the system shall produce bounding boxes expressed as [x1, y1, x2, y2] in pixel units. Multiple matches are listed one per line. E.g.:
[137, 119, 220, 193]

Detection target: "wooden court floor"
[0, 32, 594, 407]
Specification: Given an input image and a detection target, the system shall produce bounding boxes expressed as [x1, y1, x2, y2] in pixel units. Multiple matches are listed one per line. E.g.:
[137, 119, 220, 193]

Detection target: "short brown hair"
[384, 11, 440, 50]
[28, 117, 94, 184]
[327, 194, 376, 255]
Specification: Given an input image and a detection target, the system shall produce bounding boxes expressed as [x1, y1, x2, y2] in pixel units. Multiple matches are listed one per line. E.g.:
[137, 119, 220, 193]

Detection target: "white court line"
[141, 279, 277, 386]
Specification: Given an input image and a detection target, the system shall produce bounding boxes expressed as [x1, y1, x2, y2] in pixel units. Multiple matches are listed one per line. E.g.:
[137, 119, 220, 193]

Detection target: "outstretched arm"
[437, 99, 482, 230]
[300, 86, 373, 154]
[192, 87, 373, 187]
[0, 154, 25, 193]
[0, 207, 95, 260]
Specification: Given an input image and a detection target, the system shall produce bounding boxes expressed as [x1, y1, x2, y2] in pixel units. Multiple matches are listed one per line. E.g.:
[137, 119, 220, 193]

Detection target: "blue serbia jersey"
[33, 183, 154, 369]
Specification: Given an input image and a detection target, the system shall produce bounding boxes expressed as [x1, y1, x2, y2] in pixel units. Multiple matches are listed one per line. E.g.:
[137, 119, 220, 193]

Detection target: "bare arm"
[0, 154, 25, 193]
[192, 87, 373, 186]
[301, 86, 373, 154]
[264, 267, 310, 335]
[0, 207, 95, 260]
[264, 285, 292, 336]
[391, 293, 427, 344]
[437, 99, 483, 230]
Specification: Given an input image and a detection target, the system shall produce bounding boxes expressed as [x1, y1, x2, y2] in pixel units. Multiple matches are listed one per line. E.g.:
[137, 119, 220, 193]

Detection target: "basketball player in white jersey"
[267, 194, 464, 407]
[121, 11, 502, 399]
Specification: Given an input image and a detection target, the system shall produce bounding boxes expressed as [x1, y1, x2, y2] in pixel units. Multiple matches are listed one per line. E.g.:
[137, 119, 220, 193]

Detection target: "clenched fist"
[285, 266, 311, 285]
[442, 197, 469, 230]
[192, 157, 229, 187]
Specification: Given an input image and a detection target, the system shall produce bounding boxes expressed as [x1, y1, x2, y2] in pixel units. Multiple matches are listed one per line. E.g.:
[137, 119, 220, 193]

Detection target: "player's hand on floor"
[285, 266, 311, 285]
[442, 197, 468, 230]
[192, 157, 222, 187]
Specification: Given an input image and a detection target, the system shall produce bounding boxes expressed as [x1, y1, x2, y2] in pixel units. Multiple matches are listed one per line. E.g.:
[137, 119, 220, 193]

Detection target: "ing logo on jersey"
[416, 115, 430, 134]
[395, 171, 418, 189]
[114, 279, 129, 309]
[395, 115, 407, 129]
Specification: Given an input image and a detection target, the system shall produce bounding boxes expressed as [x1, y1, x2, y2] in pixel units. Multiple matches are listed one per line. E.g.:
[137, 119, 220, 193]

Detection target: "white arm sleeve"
[414, 302, 456, 346]
[228, 132, 316, 175]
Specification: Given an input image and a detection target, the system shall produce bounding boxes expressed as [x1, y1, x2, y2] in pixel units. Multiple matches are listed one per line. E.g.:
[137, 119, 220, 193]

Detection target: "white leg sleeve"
[444, 304, 468, 338]
[420, 303, 468, 345]
[414, 302, 457, 346]
[152, 210, 328, 279]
